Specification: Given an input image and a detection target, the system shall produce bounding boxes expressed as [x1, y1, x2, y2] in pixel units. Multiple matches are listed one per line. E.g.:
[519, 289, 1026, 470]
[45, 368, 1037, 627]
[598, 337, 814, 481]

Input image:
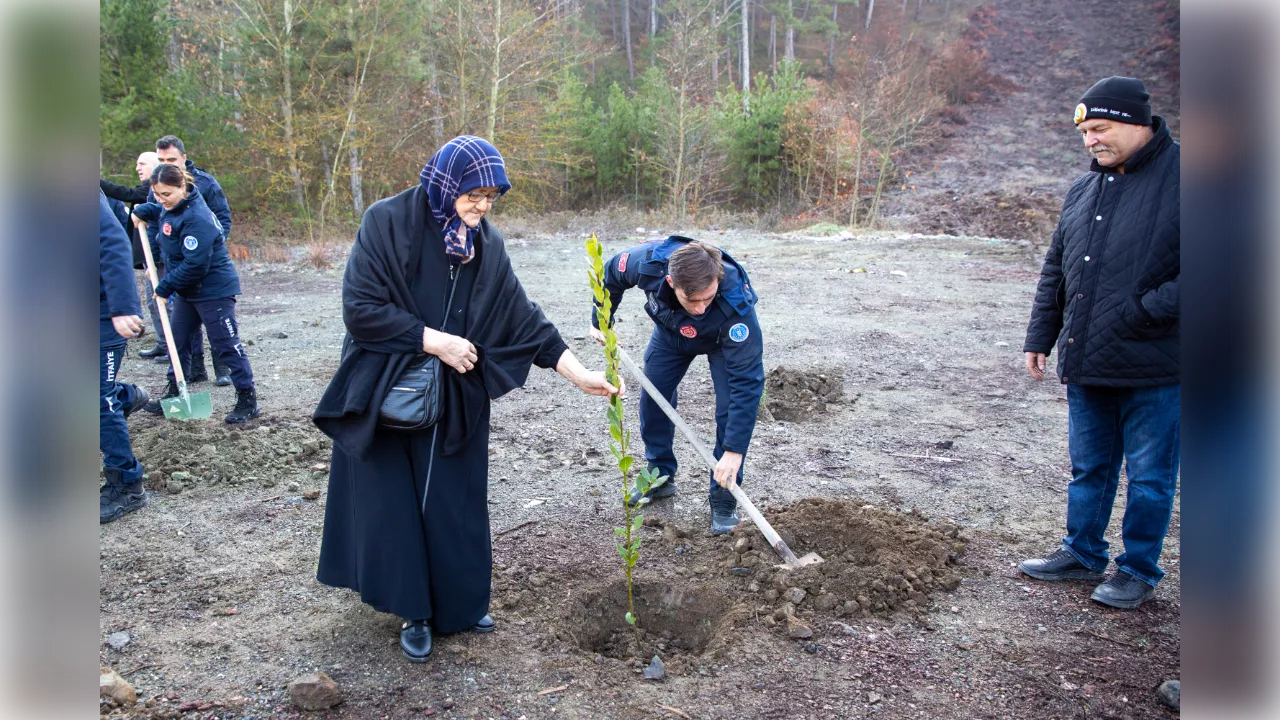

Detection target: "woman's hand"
[424, 327, 478, 373]
[555, 349, 622, 397]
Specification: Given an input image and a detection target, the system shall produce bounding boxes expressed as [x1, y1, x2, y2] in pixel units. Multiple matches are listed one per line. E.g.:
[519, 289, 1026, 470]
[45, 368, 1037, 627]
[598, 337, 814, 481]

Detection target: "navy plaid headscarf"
[419, 136, 511, 261]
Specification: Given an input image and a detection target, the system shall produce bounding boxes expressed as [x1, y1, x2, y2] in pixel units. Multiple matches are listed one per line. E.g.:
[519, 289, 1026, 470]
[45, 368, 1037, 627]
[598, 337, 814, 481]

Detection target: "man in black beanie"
[1019, 76, 1180, 610]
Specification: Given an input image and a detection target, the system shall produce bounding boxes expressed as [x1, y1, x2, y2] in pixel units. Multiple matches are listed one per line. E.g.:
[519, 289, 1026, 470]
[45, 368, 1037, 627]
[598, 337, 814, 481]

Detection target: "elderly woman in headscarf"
[313, 136, 617, 662]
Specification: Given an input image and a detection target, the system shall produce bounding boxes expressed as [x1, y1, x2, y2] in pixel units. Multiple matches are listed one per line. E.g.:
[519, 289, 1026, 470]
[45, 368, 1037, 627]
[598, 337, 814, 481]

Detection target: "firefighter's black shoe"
[100, 468, 148, 524]
[225, 387, 260, 424]
[143, 380, 179, 415]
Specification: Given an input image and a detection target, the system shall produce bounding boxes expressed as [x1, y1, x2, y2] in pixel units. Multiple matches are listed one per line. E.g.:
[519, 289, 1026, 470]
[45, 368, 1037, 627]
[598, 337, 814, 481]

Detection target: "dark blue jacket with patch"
[133, 187, 241, 302]
[100, 191, 142, 345]
[595, 236, 765, 454]
[135, 160, 232, 258]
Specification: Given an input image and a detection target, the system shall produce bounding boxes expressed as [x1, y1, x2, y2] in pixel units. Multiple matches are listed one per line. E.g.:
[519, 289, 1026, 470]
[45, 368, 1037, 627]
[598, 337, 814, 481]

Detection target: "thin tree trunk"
[649, 0, 656, 37]
[428, 63, 445, 145]
[869, 142, 893, 225]
[915, 0, 922, 22]
[785, 0, 794, 61]
[725, 0, 734, 87]
[827, 3, 837, 80]
[740, 0, 749, 108]
[623, 0, 636, 80]
[280, 0, 306, 212]
[865, 0, 875, 29]
[486, 0, 504, 140]
[349, 145, 364, 215]
[769, 14, 776, 77]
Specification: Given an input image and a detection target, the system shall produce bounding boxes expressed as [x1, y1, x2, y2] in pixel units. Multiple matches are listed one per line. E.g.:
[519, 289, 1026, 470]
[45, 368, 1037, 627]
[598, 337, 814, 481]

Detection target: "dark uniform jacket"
[100, 178, 159, 269]
[100, 192, 142, 345]
[133, 188, 241, 302]
[1024, 116, 1180, 387]
[597, 236, 765, 454]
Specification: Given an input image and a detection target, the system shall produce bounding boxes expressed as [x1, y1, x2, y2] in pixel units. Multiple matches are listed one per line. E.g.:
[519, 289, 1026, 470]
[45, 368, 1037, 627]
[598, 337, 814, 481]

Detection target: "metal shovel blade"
[161, 384, 213, 421]
[776, 552, 825, 571]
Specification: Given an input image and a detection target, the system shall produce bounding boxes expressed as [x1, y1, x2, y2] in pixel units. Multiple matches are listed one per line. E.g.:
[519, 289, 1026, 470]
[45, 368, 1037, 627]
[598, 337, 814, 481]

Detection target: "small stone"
[951, 606, 960, 613]
[100, 670, 137, 705]
[747, 581, 760, 592]
[166, 481, 185, 495]
[995, 341, 1009, 347]
[198, 443, 217, 457]
[734, 537, 752, 553]
[276, 331, 289, 339]
[694, 565, 708, 575]
[1037, 625, 1047, 632]
[784, 587, 807, 605]
[442, 699, 456, 710]
[813, 594, 840, 611]
[643, 655, 665, 681]
[287, 482, 301, 492]
[302, 489, 321, 501]
[106, 631, 131, 650]
[785, 616, 813, 639]
[730, 567, 751, 576]
[868, 692, 882, 704]
[803, 642, 818, 654]
[170, 471, 191, 483]
[1157, 680, 1180, 710]
[287, 672, 342, 711]
[763, 588, 779, 602]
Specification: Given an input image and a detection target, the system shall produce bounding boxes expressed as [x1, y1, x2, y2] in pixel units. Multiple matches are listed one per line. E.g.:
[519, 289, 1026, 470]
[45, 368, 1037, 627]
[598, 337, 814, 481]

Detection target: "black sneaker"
[710, 501, 740, 536]
[123, 385, 149, 419]
[138, 343, 167, 359]
[100, 468, 148, 524]
[1090, 571, 1156, 609]
[400, 620, 433, 662]
[624, 478, 677, 507]
[225, 387, 260, 424]
[188, 368, 209, 384]
[143, 379, 179, 415]
[1018, 548, 1106, 581]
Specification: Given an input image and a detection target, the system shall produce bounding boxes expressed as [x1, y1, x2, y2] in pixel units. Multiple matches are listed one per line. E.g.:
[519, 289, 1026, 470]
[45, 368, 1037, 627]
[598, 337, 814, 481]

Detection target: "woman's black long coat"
[313, 186, 566, 631]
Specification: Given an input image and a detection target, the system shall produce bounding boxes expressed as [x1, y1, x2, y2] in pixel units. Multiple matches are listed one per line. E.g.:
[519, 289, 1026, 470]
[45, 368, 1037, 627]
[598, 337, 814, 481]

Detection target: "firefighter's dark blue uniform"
[133, 188, 255, 391]
[593, 236, 765, 508]
[99, 192, 144, 484]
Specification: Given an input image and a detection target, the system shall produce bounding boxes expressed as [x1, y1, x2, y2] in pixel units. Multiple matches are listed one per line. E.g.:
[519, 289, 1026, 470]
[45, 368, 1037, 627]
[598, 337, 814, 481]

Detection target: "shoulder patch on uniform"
[162, 222, 172, 236]
[183, 235, 199, 251]
[728, 323, 749, 342]
[679, 325, 697, 339]
[618, 252, 629, 272]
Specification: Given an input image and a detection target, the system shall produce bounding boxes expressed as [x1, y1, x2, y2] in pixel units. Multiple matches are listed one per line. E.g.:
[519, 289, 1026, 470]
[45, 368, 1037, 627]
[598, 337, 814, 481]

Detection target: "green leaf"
[625, 611, 636, 625]
[613, 527, 627, 536]
[619, 455, 634, 474]
[631, 514, 644, 533]
[636, 496, 651, 507]
[609, 424, 622, 444]
[649, 473, 670, 490]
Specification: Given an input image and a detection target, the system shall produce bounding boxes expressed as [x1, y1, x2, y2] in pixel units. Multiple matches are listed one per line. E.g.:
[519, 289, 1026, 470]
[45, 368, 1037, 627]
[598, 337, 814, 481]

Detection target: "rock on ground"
[99, 669, 136, 705]
[288, 671, 343, 710]
[1157, 679, 1180, 710]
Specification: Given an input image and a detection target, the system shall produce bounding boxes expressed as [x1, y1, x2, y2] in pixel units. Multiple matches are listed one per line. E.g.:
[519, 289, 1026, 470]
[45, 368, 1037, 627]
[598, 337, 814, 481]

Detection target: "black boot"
[143, 379, 179, 415]
[225, 387, 260, 424]
[710, 499, 740, 536]
[1018, 548, 1105, 582]
[138, 342, 166, 359]
[187, 365, 209, 384]
[624, 479, 678, 507]
[400, 620, 433, 662]
[471, 614, 496, 633]
[1090, 571, 1156, 609]
[212, 353, 232, 387]
[100, 468, 148, 524]
[123, 385, 150, 419]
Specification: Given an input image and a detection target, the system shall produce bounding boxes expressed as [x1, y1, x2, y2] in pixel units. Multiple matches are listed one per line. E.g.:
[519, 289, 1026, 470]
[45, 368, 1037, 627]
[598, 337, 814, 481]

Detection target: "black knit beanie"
[1073, 76, 1152, 126]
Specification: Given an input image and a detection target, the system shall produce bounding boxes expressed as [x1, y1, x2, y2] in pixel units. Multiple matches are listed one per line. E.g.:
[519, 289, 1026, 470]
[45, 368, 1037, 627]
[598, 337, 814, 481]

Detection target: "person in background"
[101, 151, 168, 358]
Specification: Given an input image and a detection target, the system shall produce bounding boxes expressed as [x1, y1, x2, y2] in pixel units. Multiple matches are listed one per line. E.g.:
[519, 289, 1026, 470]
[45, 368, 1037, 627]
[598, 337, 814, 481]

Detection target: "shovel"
[618, 348, 823, 570]
[133, 218, 213, 421]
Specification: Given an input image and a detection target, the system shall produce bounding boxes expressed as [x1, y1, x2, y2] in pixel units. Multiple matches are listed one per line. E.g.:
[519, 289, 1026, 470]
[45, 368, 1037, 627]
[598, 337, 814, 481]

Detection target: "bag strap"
[439, 261, 460, 333]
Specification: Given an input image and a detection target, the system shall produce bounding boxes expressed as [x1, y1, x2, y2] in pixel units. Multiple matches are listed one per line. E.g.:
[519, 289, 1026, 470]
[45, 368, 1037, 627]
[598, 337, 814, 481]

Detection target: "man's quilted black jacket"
[1024, 117, 1179, 387]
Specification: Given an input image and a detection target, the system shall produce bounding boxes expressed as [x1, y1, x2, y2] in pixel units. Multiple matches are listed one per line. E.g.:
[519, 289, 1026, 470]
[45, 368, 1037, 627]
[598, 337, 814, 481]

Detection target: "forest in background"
[100, 0, 1010, 237]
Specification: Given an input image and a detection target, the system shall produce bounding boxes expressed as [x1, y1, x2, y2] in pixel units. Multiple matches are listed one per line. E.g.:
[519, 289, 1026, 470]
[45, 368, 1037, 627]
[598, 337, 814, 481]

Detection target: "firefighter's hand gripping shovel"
[133, 218, 212, 421]
[618, 348, 823, 570]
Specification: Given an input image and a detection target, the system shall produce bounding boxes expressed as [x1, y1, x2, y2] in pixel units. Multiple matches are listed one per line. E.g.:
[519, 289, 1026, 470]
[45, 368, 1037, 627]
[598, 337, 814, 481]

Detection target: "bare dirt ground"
[102, 225, 1179, 720]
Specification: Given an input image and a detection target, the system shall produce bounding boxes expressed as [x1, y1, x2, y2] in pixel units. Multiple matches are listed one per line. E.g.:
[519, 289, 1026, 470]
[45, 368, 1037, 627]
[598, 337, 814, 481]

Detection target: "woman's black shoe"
[138, 343, 167, 359]
[400, 620, 433, 662]
[471, 614, 496, 633]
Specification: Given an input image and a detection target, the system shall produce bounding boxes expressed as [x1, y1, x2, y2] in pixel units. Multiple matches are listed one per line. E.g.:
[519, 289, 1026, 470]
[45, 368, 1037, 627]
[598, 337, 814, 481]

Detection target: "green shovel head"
[161, 389, 213, 421]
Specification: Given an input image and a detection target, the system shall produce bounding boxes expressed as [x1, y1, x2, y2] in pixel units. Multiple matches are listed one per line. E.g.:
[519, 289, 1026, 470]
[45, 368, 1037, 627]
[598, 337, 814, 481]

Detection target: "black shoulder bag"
[377, 262, 460, 432]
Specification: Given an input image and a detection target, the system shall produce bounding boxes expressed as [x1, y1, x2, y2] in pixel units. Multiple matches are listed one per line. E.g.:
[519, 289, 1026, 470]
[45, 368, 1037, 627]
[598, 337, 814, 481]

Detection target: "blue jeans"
[101, 341, 143, 483]
[1062, 384, 1180, 587]
[639, 327, 746, 508]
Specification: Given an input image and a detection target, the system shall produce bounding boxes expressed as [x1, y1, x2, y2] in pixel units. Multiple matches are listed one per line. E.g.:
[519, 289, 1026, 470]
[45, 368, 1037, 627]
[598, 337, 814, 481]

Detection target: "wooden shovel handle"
[617, 348, 804, 567]
[134, 218, 188, 390]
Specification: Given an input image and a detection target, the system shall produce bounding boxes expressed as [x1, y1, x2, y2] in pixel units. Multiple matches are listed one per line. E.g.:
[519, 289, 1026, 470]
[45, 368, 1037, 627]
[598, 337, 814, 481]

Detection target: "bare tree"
[785, 0, 794, 61]
[623, 0, 636, 80]
[740, 0, 749, 108]
[865, 0, 875, 29]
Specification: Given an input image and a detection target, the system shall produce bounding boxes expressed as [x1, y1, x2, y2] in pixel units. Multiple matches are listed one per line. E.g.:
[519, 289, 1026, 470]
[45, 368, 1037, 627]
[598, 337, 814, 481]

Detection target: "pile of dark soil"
[911, 189, 1062, 242]
[130, 418, 330, 491]
[765, 367, 846, 422]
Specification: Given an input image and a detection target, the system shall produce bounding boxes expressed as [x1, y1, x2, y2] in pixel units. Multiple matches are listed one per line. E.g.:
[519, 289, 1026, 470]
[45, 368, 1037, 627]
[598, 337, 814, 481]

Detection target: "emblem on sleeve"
[618, 252, 629, 272]
[728, 323, 750, 342]
[679, 325, 697, 338]
[162, 222, 172, 236]
[183, 236, 199, 251]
